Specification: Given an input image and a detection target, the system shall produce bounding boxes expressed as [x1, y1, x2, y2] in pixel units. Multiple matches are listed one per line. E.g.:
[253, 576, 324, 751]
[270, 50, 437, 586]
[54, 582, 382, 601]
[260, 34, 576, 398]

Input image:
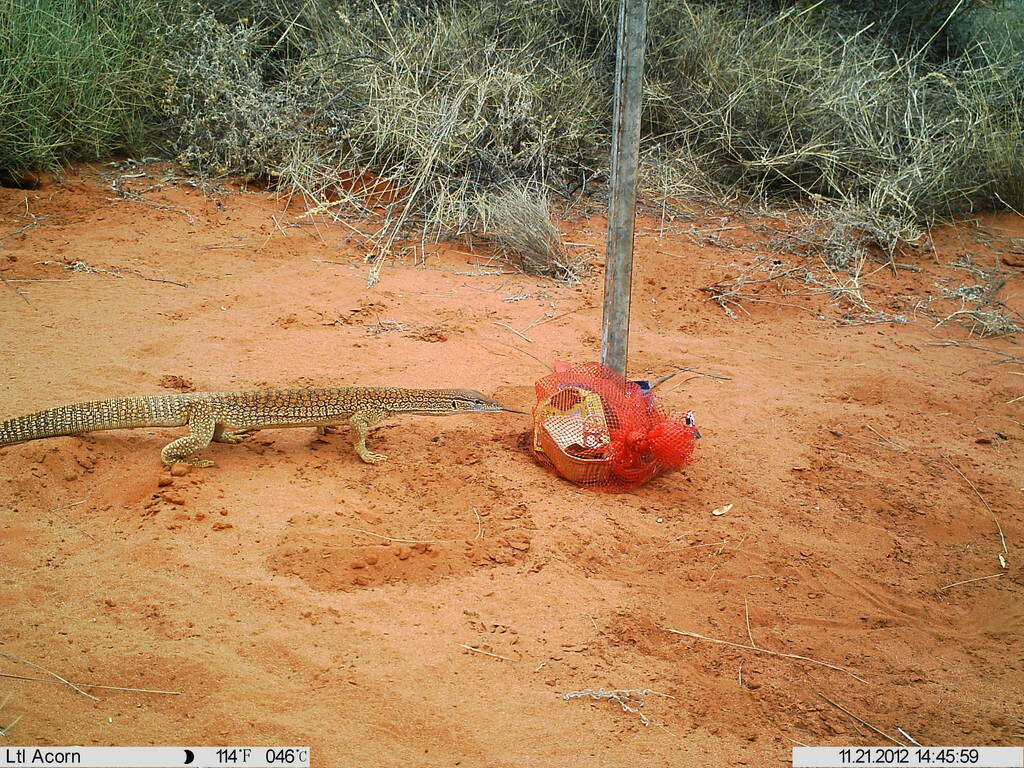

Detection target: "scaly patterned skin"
[0, 387, 516, 467]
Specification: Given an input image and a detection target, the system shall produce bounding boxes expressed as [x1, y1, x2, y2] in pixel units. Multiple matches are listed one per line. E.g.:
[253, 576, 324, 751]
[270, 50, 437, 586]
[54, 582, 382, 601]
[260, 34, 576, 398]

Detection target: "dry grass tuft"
[480, 185, 583, 281]
[149, 1, 1024, 288]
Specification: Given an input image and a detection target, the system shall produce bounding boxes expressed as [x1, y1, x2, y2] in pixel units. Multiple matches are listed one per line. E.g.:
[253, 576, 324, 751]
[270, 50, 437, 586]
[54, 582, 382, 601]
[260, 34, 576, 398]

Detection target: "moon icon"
[183, 749, 195, 764]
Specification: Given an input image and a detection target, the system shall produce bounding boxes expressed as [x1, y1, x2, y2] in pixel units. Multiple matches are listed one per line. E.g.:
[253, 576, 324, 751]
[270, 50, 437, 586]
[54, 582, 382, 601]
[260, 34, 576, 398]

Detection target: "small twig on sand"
[521, 307, 585, 332]
[312, 258, 355, 267]
[650, 370, 682, 388]
[725, 347, 864, 368]
[817, 694, 905, 746]
[341, 527, 442, 544]
[744, 599, 756, 647]
[129, 272, 187, 287]
[939, 573, 1004, 591]
[0, 672, 181, 695]
[829, 428, 902, 452]
[662, 539, 729, 551]
[199, 242, 258, 250]
[0, 214, 44, 305]
[458, 644, 513, 661]
[256, 214, 289, 250]
[927, 340, 1024, 368]
[489, 339, 551, 370]
[664, 628, 868, 684]
[343, 508, 483, 544]
[943, 457, 1009, 558]
[670, 365, 732, 381]
[107, 197, 195, 225]
[0, 272, 32, 306]
[44, 500, 97, 542]
[655, 366, 732, 392]
[562, 688, 674, 728]
[864, 424, 906, 452]
[493, 322, 534, 343]
[847, 713, 867, 738]
[37, 260, 186, 288]
[897, 727, 922, 746]
[0, 214, 49, 241]
[0, 650, 99, 701]
[0, 695, 20, 737]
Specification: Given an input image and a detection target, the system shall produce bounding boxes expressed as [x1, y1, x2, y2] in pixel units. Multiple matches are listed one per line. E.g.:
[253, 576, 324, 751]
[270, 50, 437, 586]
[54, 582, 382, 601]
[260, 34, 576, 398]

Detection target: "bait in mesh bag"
[532, 361, 699, 490]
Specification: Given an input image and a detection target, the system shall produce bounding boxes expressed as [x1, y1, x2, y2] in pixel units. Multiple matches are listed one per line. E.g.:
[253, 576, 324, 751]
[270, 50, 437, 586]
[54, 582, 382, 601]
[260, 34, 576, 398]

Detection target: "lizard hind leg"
[213, 424, 254, 444]
[348, 409, 387, 464]
[161, 401, 218, 467]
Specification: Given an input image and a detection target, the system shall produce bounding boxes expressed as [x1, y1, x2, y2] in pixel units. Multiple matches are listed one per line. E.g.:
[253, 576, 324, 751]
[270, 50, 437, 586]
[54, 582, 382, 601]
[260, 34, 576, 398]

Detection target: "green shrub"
[160, 12, 317, 178]
[0, 0, 171, 174]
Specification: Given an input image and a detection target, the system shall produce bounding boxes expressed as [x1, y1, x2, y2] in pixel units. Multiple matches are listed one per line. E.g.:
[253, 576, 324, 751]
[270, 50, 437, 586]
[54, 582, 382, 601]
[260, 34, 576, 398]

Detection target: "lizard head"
[422, 389, 525, 415]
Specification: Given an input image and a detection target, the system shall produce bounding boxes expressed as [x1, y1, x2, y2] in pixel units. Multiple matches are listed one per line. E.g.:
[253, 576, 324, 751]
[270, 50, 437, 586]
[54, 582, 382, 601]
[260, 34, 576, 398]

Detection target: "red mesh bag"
[532, 361, 699, 490]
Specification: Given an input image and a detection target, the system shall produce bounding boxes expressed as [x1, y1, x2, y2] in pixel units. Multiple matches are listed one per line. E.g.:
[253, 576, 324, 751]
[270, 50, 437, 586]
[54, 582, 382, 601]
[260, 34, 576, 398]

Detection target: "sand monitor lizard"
[0, 386, 522, 466]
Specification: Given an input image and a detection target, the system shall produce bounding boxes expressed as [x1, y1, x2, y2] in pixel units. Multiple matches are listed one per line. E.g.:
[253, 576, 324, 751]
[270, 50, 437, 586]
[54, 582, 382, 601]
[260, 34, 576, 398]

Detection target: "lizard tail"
[0, 395, 187, 448]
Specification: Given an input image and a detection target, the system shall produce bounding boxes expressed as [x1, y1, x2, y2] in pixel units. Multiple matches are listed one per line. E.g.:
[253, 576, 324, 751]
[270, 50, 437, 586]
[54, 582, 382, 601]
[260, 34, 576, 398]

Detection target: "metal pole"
[600, 0, 647, 378]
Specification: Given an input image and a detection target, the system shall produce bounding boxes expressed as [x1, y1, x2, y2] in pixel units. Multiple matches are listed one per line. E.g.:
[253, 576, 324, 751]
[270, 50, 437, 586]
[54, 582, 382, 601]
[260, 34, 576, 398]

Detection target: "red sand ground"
[1, 166, 1022, 767]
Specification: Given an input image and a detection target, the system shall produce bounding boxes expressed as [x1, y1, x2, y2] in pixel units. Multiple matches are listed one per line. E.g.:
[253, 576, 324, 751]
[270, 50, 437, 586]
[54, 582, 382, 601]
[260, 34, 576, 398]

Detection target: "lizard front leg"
[348, 408, 387, 464]
[161, 401, 217, 467]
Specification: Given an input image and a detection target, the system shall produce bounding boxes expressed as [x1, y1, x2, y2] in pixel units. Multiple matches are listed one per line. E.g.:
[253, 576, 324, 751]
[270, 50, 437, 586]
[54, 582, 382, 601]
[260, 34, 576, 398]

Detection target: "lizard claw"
[357, 451, 388, 464]
[163, 457, 216, 468]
